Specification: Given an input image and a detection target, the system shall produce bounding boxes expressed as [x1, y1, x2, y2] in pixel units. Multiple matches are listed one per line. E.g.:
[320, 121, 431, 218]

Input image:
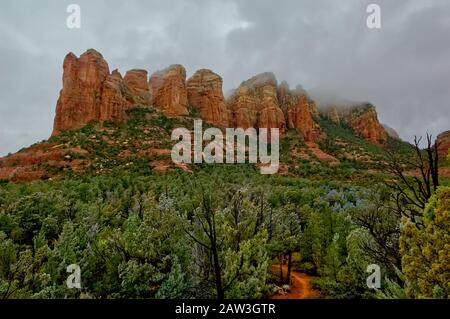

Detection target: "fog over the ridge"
[1, 0, 449, 155]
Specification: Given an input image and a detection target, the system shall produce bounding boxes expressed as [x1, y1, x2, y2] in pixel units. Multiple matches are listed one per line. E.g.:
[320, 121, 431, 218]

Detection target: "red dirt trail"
[270, 264, 320, 299]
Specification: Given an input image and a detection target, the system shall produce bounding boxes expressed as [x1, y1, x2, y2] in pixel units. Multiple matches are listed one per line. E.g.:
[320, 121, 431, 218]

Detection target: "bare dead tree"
[384, 133, 439, 226]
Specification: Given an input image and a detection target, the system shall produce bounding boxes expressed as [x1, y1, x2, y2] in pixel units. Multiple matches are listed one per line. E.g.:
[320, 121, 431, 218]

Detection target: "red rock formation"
[124, 69, 151, 105]
[187, 69, 229, 127]
[327, 106, 340, 125]
[53, 49, 110, 135]
[51, 49, 390, 150]
[52, 50, 151, 135]
[284, 94, 319, 142]
[99, 69, 134, 122]
[149, 64, 189, 116]
[437, 131, 450, 157]
[343, 104, 388, 145]
[277, 83, 319, 142]
[228, 72, 285, 132]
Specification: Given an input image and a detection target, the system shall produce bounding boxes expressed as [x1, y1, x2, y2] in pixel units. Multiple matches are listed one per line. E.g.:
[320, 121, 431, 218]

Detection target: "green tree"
[400, 187, 450, 298]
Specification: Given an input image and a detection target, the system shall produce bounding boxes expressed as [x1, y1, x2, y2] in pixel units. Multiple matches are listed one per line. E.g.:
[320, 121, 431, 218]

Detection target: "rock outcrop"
[51, 49, 389, 149]
[228, 72, 285, 132]
[343, 104, 388, 145]
[123, 69, 151, 105]
[99, 69, 134, 122]
[53, 50, 110, 135]
[187, 69, 230, 127]
[149, 64, 189, 116]
[437, 131, 450, 157]
[52, 50, 150, 135]
[278, 83, 320, 142]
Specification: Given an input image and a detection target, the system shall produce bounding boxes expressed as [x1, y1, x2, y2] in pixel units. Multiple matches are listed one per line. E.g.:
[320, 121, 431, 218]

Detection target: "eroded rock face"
[124, 69, 151, 105]
[187, 69, 229, 127]
[53, 49, 110, 135]
[52, 50, 150, 135]
[51, 49, 391, 150]
[437, 131, 450, 157]
[343, 105, 388, 145]
[149, 64, 189, 116]
[283, 93, 319, 142]
[228, 72, 285, 132]
[99, 69, 134, 122]
[277, 82, 319, 142]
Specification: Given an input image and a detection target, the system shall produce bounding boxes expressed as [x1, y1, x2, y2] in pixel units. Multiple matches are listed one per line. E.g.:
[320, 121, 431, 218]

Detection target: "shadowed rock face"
[99, 69, 134, 122]
[149, 64, 189, 116]
[187, 69, 230, 127]
[437, 131, 450, 157]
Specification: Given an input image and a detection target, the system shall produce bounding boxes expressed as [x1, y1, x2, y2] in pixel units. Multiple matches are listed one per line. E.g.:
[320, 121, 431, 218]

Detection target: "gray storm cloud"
[0, 0, 449, 155]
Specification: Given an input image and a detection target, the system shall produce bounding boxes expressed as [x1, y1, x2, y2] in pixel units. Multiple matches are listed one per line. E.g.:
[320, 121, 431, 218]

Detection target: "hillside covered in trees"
[0, 49, 449, 299]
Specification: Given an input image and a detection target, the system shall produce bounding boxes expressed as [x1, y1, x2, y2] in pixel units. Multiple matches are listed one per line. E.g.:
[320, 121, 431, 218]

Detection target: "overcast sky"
[1, 0, 449, 155]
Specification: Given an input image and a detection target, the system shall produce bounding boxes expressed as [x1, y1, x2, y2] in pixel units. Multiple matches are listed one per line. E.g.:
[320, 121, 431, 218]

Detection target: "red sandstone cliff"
[227, 72, 286, 133]
[51, 49, 388, 148]
[278, 83, 320, 142]
[149, 64, 189, 116]
[187, 69, 230, 127]
[343, 104, 388, 145]
[52, 50, 150, 135]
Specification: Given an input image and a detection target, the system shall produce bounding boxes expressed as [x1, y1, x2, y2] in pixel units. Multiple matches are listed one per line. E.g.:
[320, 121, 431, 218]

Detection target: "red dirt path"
[270, 264, 320, 299]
